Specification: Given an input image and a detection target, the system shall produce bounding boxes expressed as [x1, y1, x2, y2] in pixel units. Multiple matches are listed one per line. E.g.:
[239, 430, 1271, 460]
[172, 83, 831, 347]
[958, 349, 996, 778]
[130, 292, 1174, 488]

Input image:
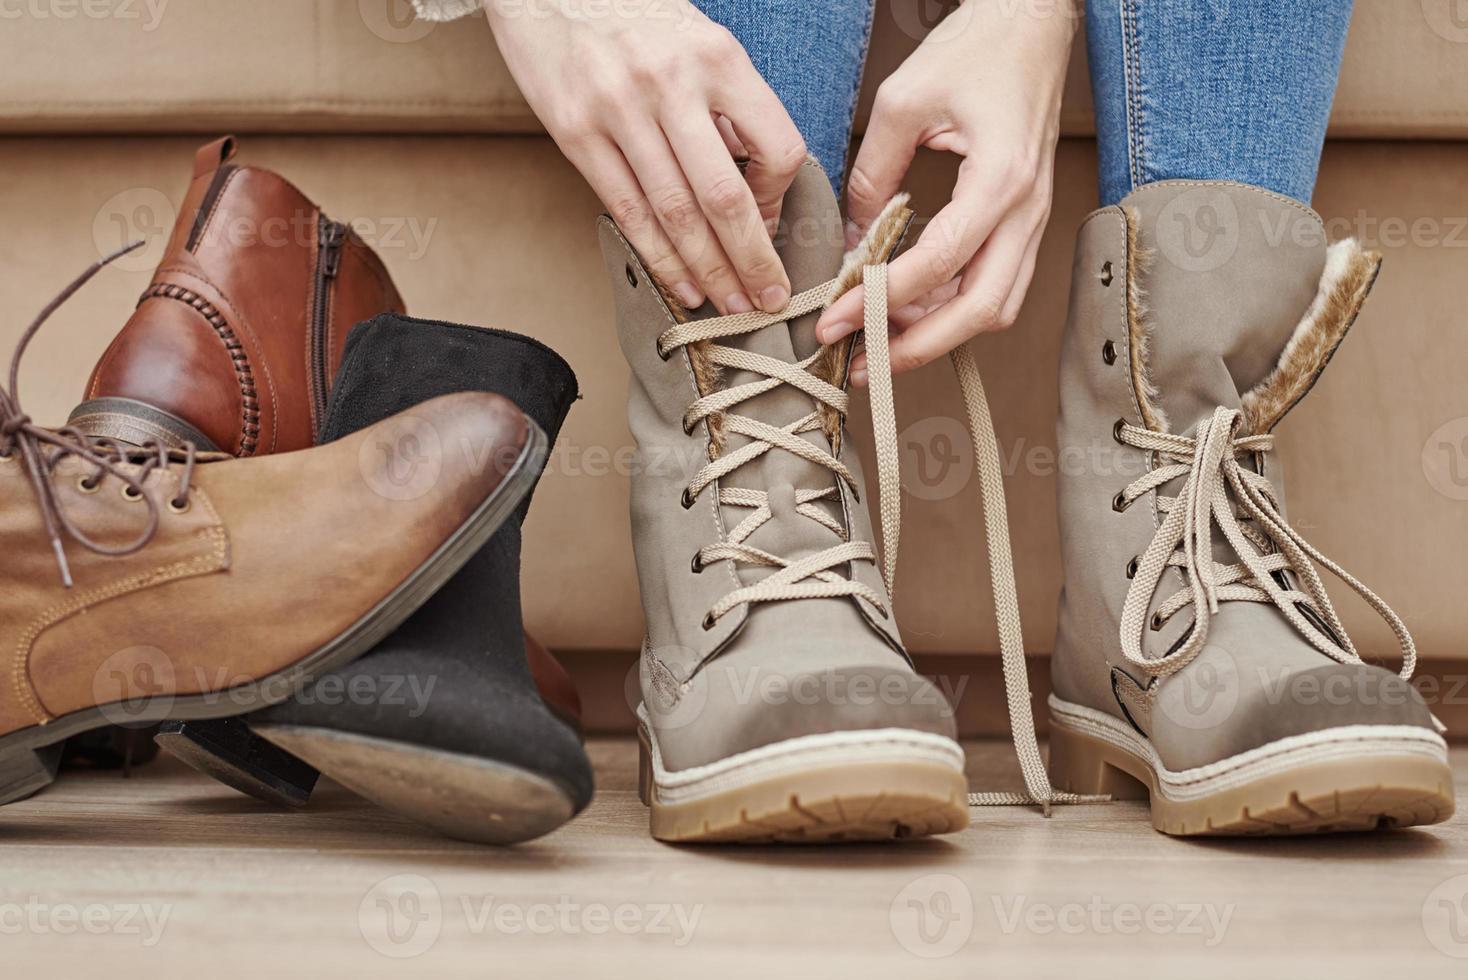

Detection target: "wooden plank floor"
[3, 739, 1465, 979]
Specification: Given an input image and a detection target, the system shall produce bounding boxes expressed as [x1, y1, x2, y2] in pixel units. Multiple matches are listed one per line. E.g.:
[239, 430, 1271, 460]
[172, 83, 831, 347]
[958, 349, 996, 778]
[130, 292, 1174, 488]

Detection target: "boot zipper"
[311, 217, 347, 435]
[184, 164, 238, 252]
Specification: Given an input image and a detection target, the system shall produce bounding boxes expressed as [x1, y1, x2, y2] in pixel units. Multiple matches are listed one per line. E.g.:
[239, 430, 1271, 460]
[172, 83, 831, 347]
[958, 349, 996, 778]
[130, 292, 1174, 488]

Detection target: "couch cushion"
[1, 0, 1465, 138]
[2, 134, 1462, 660]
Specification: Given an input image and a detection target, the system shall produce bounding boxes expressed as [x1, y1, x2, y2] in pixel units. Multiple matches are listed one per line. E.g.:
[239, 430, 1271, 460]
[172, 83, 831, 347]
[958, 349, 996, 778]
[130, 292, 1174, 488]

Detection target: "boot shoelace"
[0, 242, 200, 588]
[660, 263, 1104, 813]
[1115, 406, 1416, 680]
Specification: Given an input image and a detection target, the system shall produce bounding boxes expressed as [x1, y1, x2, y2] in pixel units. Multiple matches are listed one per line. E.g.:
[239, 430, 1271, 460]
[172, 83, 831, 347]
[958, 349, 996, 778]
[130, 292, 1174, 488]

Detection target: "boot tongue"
[1124, 183, 1327, 432]
[693, 164, 846, 578]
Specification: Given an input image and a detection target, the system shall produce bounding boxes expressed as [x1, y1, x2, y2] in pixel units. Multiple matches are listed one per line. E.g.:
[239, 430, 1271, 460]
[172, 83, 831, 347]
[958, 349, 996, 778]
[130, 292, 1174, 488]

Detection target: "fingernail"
[844, 220, 861, 249]
[849, 366, 867, 387]
[725, 292, 754, 314]
[674, 282, 703, 309]
[759, 284, 789, 312]
[819, 321, 853, 344]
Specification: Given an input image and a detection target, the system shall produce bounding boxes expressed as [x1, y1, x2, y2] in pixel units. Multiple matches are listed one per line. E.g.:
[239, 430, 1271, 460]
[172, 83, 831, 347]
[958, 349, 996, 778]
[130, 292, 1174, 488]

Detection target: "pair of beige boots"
[603, 164, 1454, 843]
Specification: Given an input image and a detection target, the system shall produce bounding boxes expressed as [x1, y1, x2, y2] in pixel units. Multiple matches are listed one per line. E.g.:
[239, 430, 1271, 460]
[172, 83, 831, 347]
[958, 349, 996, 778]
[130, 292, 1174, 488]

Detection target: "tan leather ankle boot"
[0, 252, 544, 807]
[1047, 181, 1453, 835]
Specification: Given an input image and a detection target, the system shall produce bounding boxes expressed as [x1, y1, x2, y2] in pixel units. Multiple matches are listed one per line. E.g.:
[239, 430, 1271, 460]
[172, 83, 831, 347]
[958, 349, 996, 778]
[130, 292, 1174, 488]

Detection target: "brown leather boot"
[65, 136, 580, 730]
[69, 135, 405, 456]
[0, 249, 546, 806]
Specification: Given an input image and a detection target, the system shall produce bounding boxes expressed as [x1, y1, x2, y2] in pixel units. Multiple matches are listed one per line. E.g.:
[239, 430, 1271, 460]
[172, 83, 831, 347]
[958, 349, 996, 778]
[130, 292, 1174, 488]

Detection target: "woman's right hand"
[484, 0, 804, 314]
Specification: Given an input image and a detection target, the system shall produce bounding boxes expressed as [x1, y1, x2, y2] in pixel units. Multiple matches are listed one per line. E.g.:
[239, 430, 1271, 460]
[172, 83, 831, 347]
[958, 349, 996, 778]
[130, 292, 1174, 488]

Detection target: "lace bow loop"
[1115, 406, 1415, 680]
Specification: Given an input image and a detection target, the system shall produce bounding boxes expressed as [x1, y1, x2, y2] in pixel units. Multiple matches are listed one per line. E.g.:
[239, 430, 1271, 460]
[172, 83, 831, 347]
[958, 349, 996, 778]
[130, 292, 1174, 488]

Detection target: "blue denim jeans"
[1084, 0, 1355, 206]
[694, 0, 876, 193]
[698, 0, 1353, 207]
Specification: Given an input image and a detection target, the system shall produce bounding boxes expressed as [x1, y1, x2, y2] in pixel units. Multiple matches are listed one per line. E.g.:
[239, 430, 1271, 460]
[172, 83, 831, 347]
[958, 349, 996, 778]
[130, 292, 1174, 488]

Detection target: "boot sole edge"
[1047, 695, 1455, 836]
[254, 724, 581, 845]
[637, 711, 969, 844]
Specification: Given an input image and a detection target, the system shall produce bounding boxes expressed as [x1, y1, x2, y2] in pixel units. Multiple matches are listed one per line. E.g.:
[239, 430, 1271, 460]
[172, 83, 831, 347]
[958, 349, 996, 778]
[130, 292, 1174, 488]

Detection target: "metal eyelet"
[120, 484, 144, 502]
[701, 612, 716, 631]
[656, 339, 672, 362]
[680, 487, 696, 509]
[1112, 418, 1127, 444]
[1101, 340, 1117, 365]
[76, 476, 101, 494]
[690, 552, 704, 574]
[1125, 556, 1139, 579]
[625, 263, 638, 288]
[1112, 491, 1130, 513]
[1100, 260, 1114, 286]
[1150, 612, 1165, 631]
[168, 497, 192, 515]
[682, 416, 696, 436]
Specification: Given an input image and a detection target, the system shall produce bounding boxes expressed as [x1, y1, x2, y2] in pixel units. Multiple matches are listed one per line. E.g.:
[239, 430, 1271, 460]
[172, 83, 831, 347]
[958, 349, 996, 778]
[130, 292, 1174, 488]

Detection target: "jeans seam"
[836, 0, 878, 193]
[1121, 0, 1146, 192]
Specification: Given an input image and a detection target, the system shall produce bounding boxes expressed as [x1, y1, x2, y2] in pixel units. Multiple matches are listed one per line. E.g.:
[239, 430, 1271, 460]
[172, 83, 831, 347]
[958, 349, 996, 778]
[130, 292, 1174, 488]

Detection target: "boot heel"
[155, 719, 319, 807]
[0, 742, 64, 806]
[1047, 721, 1149, 800]
[68, 397, 221, 452]
[636, 727, 654, 807]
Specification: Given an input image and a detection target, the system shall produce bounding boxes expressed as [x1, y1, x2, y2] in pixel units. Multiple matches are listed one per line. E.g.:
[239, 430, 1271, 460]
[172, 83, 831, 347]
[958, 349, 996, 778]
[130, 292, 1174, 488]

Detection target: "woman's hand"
[484, 0, 804, 314]
[815, 0, 1076, 384]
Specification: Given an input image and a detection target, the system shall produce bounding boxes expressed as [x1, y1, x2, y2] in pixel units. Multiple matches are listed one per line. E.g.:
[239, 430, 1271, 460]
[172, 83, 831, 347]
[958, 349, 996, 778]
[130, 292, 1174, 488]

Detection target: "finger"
[889, 279, 960, 330]
[619, 123, 752, 314]
[845, 82, 921, 236]
[818, 168, 1005, 342]
[998, 211, 1048, 326]
[571, 135, 703, 309]
[664, 109, 791, 313]
[714, 59, 806, 242]
[877, 215, 1033, 378]
[713, 114, 748, 161]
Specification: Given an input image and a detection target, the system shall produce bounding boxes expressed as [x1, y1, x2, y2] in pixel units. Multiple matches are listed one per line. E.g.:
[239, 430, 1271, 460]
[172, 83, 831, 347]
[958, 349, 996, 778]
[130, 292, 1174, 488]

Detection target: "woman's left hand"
[815, 0, 1077, 385]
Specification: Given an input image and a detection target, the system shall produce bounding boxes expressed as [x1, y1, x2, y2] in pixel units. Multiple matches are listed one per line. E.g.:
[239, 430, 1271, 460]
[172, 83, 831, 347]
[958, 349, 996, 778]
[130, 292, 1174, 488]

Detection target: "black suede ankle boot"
[158, 315, 590, 845]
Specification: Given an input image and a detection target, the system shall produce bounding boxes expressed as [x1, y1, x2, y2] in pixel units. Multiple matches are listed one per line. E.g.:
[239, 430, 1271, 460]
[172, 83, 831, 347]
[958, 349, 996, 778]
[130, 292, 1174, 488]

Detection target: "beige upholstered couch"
[1, 2, 1463, 698]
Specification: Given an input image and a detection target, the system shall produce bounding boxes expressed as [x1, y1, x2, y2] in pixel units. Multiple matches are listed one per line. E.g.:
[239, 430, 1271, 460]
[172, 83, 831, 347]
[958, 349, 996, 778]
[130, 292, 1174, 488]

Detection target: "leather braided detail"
[139, 283, 260, 455]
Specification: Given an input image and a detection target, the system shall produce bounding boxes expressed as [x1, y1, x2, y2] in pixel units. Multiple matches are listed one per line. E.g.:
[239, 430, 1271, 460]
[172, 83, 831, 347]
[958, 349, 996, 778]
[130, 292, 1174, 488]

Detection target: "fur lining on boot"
[1240, 239, 1382, 434]
[1121, 207, 1168, 433]
[1119, 209, 1381, 437]
[814, 193, 914, 444]
[410, 0, 482, 21]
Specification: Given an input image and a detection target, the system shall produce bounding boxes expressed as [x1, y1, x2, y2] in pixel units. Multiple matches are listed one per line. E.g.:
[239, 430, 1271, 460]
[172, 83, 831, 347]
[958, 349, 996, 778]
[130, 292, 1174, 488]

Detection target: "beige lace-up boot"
[1047, 180, 1454, 835]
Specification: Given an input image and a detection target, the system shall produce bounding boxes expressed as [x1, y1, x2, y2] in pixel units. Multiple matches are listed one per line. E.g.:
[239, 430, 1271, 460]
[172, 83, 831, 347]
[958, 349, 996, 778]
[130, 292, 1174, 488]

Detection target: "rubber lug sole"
[637, 724, 969, 844]
[254, 724, 579, 846]
[0, 419, 546, 808]
[1047, 708, 1455, 836]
